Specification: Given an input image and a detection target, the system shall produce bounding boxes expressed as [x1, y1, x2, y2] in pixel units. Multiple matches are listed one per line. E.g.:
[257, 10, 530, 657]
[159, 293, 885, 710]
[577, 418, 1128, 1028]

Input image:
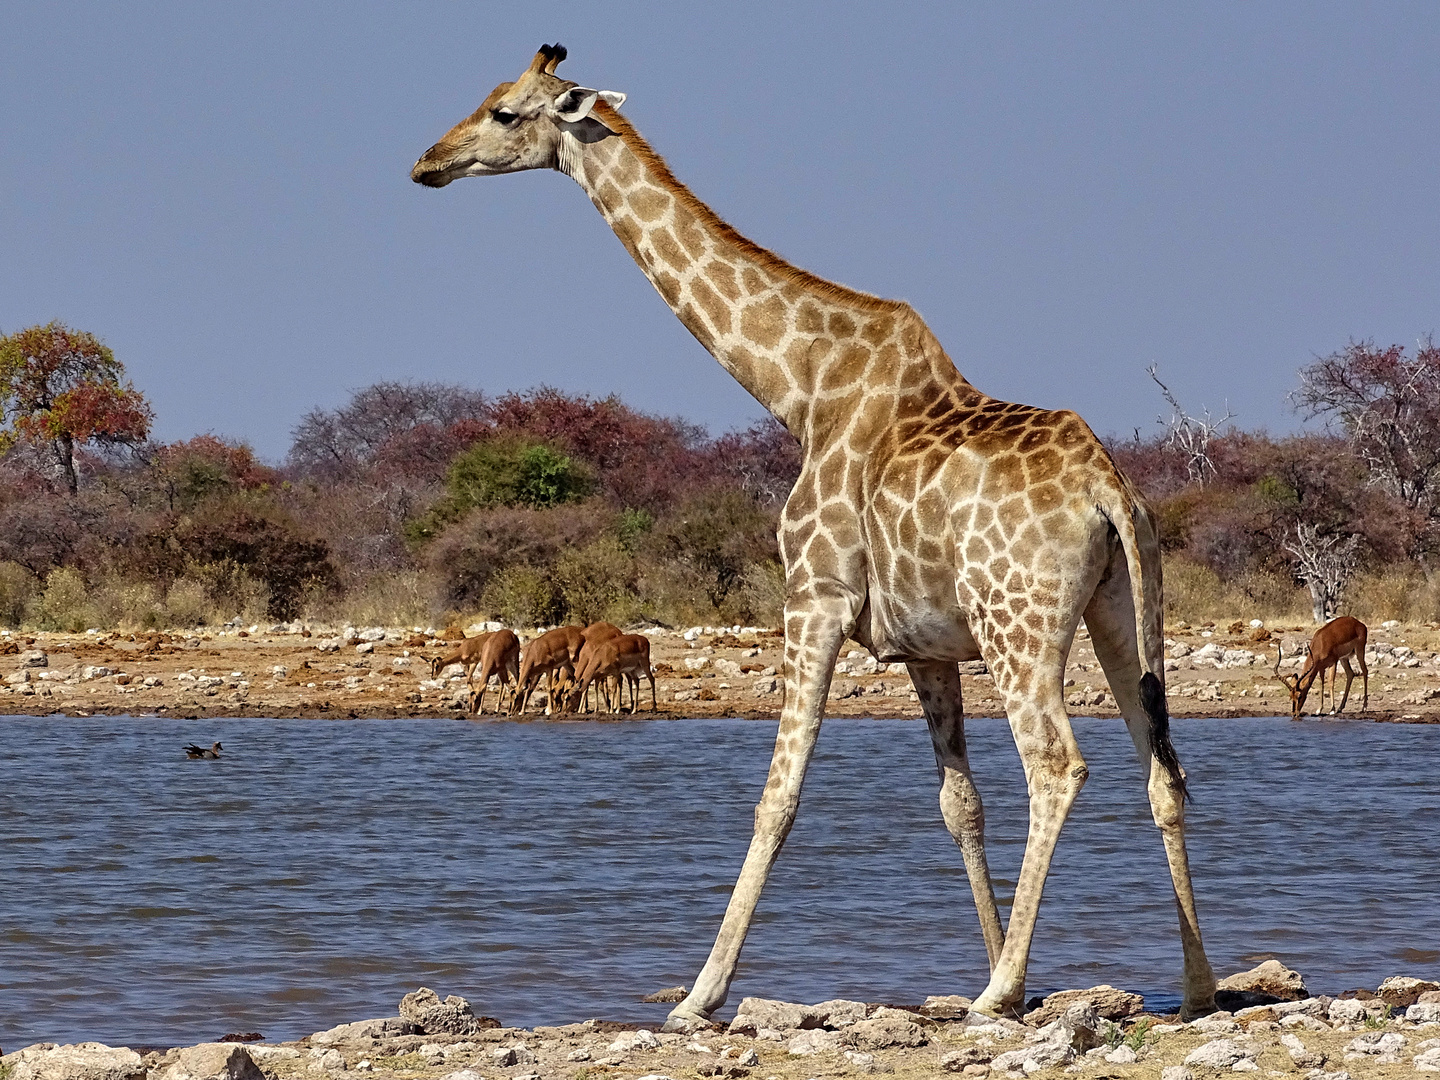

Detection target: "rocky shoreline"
[6, 967, 1440, 1080]
[2, 619, 1439, 724]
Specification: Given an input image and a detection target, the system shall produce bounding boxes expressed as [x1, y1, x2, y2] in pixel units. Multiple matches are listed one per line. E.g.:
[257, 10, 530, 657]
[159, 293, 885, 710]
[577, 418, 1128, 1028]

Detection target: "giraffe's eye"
[493, 109, 520, 126]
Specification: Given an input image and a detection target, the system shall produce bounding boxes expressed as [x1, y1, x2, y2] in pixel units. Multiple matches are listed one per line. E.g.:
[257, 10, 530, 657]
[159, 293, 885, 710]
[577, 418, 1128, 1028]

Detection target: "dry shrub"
[186, 559, 269, 623]
[89, 575, 167, 631]
[732, 559, 786, 627]
[163, 578, 211, 627]
[555, 536, 636, 625]
[1346, 570, 1440, 624]
[0, 561, 39, 627]
[29, 567, 97, 632]
[310, 569, 437, 628]
[1162, 557, 1309, 626]
[481, 565, 564, 628]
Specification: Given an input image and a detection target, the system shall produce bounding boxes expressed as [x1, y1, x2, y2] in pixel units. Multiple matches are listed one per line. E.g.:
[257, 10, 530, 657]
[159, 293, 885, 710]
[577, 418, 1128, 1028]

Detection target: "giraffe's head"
[411, 44, 626, 187]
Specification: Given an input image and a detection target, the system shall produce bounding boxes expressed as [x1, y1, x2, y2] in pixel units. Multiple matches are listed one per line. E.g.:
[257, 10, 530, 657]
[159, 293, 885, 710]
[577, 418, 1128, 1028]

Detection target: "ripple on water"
[0, 714, 1437, 1046]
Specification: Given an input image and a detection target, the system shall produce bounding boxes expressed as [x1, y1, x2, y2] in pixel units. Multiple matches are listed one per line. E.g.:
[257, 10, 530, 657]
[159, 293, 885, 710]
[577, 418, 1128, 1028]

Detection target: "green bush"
[407, 436, 595, 543]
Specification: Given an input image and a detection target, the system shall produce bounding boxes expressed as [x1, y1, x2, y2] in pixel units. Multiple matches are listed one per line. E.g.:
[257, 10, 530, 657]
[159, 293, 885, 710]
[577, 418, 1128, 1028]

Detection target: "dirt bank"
[2, 619, 1437, 724]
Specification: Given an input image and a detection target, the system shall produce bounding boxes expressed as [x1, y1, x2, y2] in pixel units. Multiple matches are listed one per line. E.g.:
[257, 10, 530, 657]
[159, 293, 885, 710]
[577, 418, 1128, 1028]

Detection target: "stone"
[4, 1043, 146, 1080]
[922, 994, 973, 1019]
[1160, 1069, 1193, 1080]
[848, 1017, 926, 1049]
[1021, 985, 1144, 1027]
[1281, 1033, 1326, 1069]
[786, 1029, 846, 1055]
[736, 1049, 759, 1067]
[1104, 1045, 1137, 1064]
[1409, 1003, 1440, 1024]
[1416, 1046, 1440, 1071]
[437, 1072, 483, 1080]
[1183, 1039, 1253, 1069]
[307, 1047, 343, 1070]
[990, 1039, 1074, 1074]
[842, 1049, 875, 1067]
[1423, 991, 1440, 1004]
[244, 1047, 300, 1063]
[1280, 1014, 1330, 1031]
[1342, 1031, 1405, 1058]
[1327, 999, 1369, 1024]
[941, 1047, 992, 1071]
[1216, 960, 1307, 1005]
[641, 986, 688, 1003]
[310, 1017, 418, 1044]
[19, 650, 48, 667]
[1044, 1001, 1103, 1052]
[156, 1044, 265, 1080]
[608, 1030, 661, 1053]
[1271, 997, 1331, 1018]
[731, 997, 819, 1032]
[398, 988, 498, 1035]
[1190, 1012, 1241, 1034]
[809, 999, 870, 1028]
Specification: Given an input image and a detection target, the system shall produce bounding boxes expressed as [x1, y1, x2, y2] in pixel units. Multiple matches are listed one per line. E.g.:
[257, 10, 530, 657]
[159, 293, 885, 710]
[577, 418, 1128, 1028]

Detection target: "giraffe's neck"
[559, 109, 960, 444]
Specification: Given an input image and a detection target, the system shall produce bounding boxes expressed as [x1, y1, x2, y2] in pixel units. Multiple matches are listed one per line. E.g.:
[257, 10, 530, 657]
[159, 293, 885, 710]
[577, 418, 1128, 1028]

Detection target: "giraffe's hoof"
[661, 1005, 715, 1034]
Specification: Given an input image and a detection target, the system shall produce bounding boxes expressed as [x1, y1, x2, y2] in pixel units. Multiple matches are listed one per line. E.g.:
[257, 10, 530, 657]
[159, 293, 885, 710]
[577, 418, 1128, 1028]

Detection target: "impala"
[1273, 616, 1369, 718]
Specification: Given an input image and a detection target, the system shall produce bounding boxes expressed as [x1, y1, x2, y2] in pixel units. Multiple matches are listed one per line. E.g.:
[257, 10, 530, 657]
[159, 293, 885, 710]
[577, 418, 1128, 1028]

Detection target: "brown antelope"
[469, 628, 521, 715]
[512, 626, 585, 714]
[430, 632, 490, 680]
[567, 634, 656, 714]
[1273, 616, 1369, 718]
[580, 621, 623, 709]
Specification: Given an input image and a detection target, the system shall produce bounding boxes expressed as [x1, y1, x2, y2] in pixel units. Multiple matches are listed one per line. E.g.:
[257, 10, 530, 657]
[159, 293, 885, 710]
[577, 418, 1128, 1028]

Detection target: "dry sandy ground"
[2, 619, 1438, 724]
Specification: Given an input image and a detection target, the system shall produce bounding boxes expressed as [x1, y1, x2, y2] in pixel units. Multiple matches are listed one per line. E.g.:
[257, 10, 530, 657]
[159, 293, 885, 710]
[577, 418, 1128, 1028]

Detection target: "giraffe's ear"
[553, 87, 627, 127]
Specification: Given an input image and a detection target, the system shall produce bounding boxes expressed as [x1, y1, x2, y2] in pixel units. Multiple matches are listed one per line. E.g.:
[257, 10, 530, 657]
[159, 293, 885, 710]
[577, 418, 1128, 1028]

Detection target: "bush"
[89, 575, 167, 631]
[645, 490, 779, 608]
[1161, 557, 1308, 626]
[163, 578, 212, 627]
[1347, 570, 1440, 624]
[555, 536, 637, 625]
[481, 564, 565, 628]
[308, 569, 437, 628]
[29, 567, 97, 632]
[173, 504, 336, 621]
[0, 561, 39, 627]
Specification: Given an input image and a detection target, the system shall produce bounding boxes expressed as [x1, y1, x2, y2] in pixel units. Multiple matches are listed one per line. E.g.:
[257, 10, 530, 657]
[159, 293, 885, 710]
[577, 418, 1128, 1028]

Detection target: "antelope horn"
[1273, 643, 1297, 688]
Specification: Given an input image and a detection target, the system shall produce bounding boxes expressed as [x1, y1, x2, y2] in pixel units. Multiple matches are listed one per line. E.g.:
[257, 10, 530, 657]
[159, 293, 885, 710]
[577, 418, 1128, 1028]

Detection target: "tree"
[0, 322, 153, 494]
[1147, 363, 1234, 487]
[1294, 338, 1440, 515]
[1283, 522, 1360, 623]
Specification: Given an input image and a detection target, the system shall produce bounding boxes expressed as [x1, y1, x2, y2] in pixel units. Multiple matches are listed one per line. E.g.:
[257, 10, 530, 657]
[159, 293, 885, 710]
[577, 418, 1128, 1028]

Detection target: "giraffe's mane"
[594, 102, 909, 317]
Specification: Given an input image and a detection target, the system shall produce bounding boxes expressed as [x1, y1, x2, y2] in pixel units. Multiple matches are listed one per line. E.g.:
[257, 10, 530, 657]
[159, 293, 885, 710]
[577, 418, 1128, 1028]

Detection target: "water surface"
[1, 714, 1436, 1047]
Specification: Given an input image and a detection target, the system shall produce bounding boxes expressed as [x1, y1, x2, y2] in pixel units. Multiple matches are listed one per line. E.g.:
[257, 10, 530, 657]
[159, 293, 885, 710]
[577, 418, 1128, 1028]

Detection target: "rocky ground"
[1, 618, 1438, 724]
[5, 967, 1440, 1080]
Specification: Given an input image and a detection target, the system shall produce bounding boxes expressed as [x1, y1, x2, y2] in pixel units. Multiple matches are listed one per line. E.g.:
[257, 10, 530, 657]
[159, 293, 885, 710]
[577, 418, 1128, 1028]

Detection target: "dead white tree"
[1283, 523, 1361, 623]
[1148, 363, 1234, 487]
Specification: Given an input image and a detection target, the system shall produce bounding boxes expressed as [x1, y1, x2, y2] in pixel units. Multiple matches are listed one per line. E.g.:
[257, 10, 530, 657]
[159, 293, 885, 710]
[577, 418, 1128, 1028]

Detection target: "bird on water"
[183, 742, 222, 759]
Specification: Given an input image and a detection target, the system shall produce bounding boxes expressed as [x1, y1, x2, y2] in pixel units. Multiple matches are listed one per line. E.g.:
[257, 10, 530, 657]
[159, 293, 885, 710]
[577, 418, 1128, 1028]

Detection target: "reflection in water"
[1, 714, 1437, 1046]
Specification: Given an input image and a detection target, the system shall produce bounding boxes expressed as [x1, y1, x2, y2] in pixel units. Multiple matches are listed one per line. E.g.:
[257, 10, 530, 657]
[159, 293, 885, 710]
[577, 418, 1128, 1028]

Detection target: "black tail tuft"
[1139, 671, 1189, 802]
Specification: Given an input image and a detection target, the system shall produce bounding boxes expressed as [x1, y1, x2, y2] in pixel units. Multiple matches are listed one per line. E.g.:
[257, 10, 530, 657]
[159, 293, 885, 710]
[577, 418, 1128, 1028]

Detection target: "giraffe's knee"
[1028, 749, 1089, 807]
[1147, 768, 1185, 830]
[753, 791, 800, 841]
[938, 768, 985, 838]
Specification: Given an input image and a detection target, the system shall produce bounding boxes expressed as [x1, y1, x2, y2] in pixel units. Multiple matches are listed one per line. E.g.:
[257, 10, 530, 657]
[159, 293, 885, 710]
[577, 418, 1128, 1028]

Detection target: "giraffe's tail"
[1101, 479, 1189, 802]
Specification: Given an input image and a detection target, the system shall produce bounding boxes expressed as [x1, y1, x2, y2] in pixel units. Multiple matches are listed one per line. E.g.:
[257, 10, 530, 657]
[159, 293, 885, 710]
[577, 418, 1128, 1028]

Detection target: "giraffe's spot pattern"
[651, 229, 689, 272]
[741, 296, 789, 349]
[707, 261, 741, 301]
[629, 186, 671, 222]
[689, 276, 732, 335]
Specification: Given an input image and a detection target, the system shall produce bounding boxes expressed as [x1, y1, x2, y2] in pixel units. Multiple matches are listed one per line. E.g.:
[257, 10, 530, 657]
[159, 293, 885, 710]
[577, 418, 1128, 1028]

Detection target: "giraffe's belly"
[859, 588, 982, 664]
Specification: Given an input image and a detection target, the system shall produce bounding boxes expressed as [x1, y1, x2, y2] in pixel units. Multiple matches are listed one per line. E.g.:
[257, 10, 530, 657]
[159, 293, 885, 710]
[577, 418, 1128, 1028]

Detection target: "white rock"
[608, 1030, 661, 1053]
[1184, 1039, 1252, 1069]
[1415, 1046, 1440, 1071]
[1409, 1003, 1440, 1023]
[1327, 999, 1369, 1023]
[787, 1030, 845, 1055]
[244, 1046, 300, 1062]
[842, 1050, 874, 1066]
[737, 1049, 760, 1066]
[1343, 1031, 1405, 1057]
[4, 1042, 146, 1080]
[1104, 1045, 1137, 1063]
[1160, 1068, 1194, 1080]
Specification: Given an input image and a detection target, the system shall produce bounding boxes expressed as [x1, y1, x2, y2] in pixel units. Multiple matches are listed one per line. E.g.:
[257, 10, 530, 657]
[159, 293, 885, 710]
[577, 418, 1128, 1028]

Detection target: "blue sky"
[3, 2, 1437, 459]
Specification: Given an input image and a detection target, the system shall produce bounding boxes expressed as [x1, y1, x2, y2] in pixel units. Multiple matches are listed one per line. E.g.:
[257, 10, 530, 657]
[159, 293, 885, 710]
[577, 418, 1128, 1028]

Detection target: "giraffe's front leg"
[663, 584, 859, 1031]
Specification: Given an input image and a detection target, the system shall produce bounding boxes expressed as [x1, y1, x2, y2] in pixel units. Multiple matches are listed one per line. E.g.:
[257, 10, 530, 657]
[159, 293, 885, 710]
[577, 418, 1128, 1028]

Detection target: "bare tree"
[1293, 338, 1440, 515]
[1147, 363, 1234, 487]
[1283, 522, 1360, 623]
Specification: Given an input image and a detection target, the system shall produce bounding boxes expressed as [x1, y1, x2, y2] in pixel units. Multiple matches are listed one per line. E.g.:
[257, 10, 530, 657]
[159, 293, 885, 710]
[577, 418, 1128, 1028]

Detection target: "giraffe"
[411, 44, 1218, 1026]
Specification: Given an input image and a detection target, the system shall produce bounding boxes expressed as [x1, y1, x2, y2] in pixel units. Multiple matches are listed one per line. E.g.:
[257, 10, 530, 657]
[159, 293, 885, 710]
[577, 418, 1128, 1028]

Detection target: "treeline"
[2, 323, 1437, 631]
[0, 362, 800, 630]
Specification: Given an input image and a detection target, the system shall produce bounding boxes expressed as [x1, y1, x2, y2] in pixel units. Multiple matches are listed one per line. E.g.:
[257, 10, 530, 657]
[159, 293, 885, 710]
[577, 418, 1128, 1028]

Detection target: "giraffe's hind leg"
[910, 660, 1005, 970]
[1084, 568, 1217, 1019]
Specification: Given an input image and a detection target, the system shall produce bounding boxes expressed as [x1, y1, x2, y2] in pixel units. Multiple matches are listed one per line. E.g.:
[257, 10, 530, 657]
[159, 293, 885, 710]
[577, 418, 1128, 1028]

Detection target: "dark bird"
[184, 741, 222, 759]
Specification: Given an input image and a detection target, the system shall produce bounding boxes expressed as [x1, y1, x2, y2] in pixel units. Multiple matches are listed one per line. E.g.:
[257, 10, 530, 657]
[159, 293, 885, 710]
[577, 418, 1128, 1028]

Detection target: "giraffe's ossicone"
[412, 43, 1218, 1025]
